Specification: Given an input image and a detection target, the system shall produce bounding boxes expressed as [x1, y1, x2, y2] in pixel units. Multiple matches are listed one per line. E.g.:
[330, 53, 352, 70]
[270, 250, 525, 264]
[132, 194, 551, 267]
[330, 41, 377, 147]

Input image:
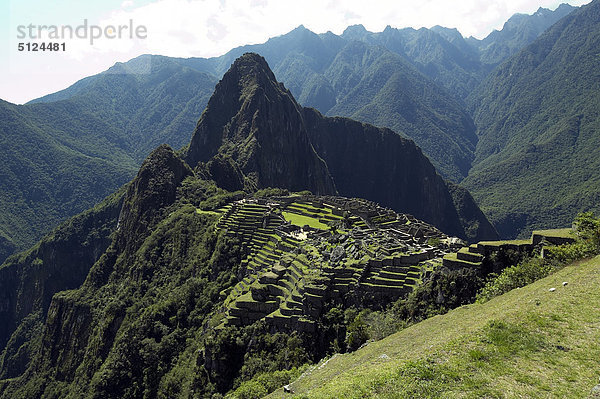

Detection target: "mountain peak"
[341, 24, 368, 39]
[184, 53, 336, 195]
[228, 52, 272, 77]
[222, 52, 281, 99]
[291, 24, 308, 32]
[556, 3, 575, 11]
[117, 144, 192, 253]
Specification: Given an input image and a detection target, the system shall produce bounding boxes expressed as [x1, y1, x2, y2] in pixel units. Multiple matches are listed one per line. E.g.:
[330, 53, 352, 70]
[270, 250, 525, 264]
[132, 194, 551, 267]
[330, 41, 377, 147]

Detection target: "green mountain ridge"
[0, 59, 218, 263]
[32, 4, 574, 182]
[33, 27, 479, 182]
[0, 99, 137, 262]
[467, 3, 576, 66]
[0, 1, 596, 394]
[322, 40, 477, 181]
[465, 0, 600, 238]
[183, 53, 496, 241]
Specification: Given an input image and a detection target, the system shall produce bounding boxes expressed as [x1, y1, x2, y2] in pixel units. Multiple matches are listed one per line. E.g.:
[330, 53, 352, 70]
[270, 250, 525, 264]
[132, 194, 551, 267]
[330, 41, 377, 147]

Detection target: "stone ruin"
[210, 194, 463, 332]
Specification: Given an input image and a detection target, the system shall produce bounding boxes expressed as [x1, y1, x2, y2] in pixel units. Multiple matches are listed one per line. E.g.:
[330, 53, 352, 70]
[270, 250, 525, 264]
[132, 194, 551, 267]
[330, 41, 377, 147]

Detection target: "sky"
[0, 0, 591, 104]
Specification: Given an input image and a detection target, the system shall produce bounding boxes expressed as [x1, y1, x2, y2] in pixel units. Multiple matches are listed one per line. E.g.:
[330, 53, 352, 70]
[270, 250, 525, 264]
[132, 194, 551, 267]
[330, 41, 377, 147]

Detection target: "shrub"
[346, 310, 370, 351]
[544, 241, 595, 263]
[231, 380, 267, 399]
[573, 211, 600, 250]
[228, 366, 306, 399]
[393, 268, 483, 322]
[364, 310, 406, 341]
[477, 212, 600, 303]
[476, 258, 553, 302]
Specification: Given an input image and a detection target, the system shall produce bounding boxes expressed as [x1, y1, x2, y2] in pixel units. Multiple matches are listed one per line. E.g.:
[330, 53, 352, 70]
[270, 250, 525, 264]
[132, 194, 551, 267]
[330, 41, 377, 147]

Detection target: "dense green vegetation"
[36, 7, 570, 184]
[0, 100, 136, 263]
[465, 0, 600, 238]
[0, 142, 445, 397]
[183, 53, 496, 241]
[0, 135, 488, 399]
[1, 5, 598, 397]
[0, 186, 126, 379]
[0, 147, 241, 398]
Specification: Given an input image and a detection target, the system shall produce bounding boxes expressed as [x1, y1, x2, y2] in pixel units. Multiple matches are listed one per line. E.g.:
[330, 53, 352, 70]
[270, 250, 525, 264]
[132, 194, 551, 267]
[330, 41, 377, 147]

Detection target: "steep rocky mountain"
[0, 53, 498, 398]
[321, 41, 477, 181]
[0, 188, 125, 379]
[184, 54, 336, 195]
[0, 4, 575, 263]
[36, 26, 478, 182]
[184, 53, 496, 241]
[465, 0, 600, 238]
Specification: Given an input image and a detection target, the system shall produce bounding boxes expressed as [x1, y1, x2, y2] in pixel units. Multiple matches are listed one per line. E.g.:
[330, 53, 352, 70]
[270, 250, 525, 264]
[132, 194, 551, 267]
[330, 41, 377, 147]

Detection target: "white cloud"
[1, 0, 592, 103]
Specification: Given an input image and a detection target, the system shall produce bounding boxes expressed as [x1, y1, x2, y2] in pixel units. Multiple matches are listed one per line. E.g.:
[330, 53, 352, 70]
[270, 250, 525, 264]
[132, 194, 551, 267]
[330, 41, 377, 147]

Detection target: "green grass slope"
[269, 255, 600, 398]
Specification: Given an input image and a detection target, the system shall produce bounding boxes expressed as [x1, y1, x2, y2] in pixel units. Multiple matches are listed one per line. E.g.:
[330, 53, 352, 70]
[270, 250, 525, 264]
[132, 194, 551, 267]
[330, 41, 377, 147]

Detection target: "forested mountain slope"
[0, 100, 136, 263]
[465, 0, 600, 238]
[0, 60, 217, 263]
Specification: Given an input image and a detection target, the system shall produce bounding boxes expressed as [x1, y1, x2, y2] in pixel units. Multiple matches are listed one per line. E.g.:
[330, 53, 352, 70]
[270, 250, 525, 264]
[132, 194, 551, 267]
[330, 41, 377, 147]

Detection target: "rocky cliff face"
[116, 144, 193, 255]
[0, 144, 199, 397]
[302, 108, 465, 238]
[185, 53, 337, 195]
[446, 183, 499, 242]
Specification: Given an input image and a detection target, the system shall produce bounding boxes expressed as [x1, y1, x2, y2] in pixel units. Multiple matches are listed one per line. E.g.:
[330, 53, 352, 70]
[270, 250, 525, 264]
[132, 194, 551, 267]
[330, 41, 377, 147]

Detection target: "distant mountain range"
[467, 3, 576, 65]
[0, 3, 583, 264]
[0, 61, 217, 262]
